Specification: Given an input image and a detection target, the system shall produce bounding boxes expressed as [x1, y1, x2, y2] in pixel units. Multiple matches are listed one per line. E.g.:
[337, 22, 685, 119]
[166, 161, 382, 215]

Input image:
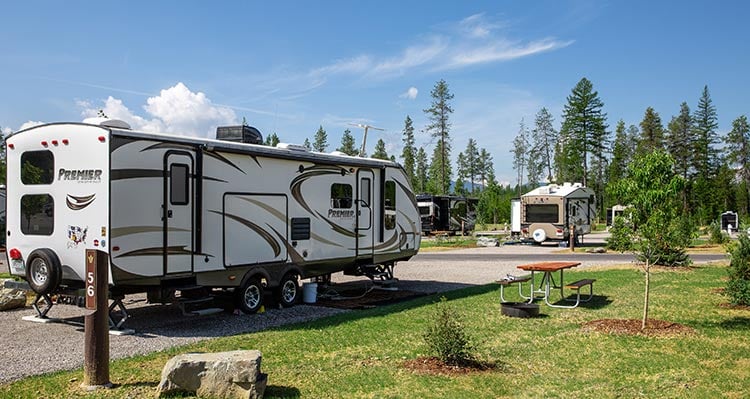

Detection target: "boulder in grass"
[157, 350, 267, 399]
[0, 280, 28, 311]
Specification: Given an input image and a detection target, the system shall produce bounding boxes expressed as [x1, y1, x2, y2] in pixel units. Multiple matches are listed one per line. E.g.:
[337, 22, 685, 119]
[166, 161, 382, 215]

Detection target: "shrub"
[727, 232, 750, 305]
[607, 216, 633, 252]
[709, 220, 730, 245]
[423, 297, 476, 366]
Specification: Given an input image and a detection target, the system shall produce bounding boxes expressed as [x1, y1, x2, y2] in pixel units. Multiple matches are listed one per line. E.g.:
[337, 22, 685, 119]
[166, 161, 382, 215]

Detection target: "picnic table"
[516, 261, 594, 308]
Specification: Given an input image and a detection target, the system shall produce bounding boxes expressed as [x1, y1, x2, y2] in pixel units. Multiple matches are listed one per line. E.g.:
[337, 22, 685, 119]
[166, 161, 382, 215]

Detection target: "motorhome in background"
[416, 194, 477, 235]
[5, 120, 421, 314]
[519, 182, 596, 243]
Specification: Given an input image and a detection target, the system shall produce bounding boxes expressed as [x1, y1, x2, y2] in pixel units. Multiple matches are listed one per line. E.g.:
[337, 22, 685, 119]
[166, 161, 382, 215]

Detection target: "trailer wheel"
[236, 277, 264, 314]
[276, 273, 300, 308]
[25, 248, 62, 295]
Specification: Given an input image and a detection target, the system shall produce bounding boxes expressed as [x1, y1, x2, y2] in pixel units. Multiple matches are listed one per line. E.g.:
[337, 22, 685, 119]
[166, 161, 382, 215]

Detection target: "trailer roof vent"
[216, 125, 263, 145]
[276, 143, 309, 152]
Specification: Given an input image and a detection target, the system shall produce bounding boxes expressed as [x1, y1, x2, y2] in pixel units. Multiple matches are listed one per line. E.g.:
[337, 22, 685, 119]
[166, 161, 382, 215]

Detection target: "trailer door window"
[20, 194, 54, 235]
[21, 151, 54, 185]
[385, 180, 396, 230]
[170, 163, 189, 205]
[331, 184, 352, 208]
[526, 204, 558, 223]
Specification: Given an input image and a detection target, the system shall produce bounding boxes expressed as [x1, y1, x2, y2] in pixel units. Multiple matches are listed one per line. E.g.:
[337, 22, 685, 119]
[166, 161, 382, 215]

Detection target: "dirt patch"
[402, 356, 500, 376]
[582, 319, 695, 337]
[313, 285, 429, 310]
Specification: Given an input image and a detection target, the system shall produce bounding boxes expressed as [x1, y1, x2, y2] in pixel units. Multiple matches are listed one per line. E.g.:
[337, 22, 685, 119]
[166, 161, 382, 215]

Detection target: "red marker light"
[9, 248, 22, 260]
[51, 140, 59, 146]
[7, 143, 14, 150]
[98, 136, 106, 143]
[41, 141, 48, 147]
[62, 139, 69, 145]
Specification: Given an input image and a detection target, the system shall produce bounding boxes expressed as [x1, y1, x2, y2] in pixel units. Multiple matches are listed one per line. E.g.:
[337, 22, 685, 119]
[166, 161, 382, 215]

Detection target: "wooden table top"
[516, 261, 581, 272]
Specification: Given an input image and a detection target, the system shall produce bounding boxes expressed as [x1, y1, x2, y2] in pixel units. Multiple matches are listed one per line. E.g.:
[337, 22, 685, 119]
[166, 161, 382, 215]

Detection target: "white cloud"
[369, 38, 447, 78]
[442, 38, 574, 70]
[2, 126, 13, 137]
[79, 83, 237, 138]
[19, 121, 45, 131]
[400, 87, 419, 100]
[458, 13, 504, 38]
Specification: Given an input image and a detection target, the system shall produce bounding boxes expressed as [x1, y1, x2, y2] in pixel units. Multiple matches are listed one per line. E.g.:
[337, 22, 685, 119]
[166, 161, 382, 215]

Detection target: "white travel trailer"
[5, 121, 421, 314]
[519, 182, 596, 243]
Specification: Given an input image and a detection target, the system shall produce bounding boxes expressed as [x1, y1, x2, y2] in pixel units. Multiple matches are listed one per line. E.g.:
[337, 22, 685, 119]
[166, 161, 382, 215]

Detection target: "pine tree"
[400, 115, 417, 187]
[263, 132, 280, 147]
[692, 85, 720, 179]
[726, 115, 750, 214]
[666, 102, 694, 182]
[636, 107, 664, 155]
[512, 119, 529, 197]
[337, 128, 358, 156]
[458, 138, 480, 194]
[608, 120, 630, 184]
[372, 138, 389, 160]
[415, 147, 428, 193]
[454, 152, 468, 196]
[478, 148, 495, 188]
[529, 107, 557, 184]
[558, 77, 609, 186]
[424, 79, 454, 194]
[313, 125, 328, 152]
[303, 138, 311, 150]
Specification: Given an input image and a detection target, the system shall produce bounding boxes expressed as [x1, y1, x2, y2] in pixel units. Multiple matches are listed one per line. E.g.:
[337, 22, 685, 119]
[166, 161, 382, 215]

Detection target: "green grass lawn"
[1, 264, 748, 398]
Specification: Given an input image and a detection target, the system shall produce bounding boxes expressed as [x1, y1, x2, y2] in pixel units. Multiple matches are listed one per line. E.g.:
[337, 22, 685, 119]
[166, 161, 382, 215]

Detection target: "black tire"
[275, 273, 299, 308]
[25, 248, 62, 295]
[235, 277, 264, 314]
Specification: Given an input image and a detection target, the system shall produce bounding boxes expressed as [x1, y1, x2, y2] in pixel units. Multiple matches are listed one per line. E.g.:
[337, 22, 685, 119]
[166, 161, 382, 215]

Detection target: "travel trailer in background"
[519, 183, 596, 243]
[416, 194, 477, 235]
[5, 121, 421, 315]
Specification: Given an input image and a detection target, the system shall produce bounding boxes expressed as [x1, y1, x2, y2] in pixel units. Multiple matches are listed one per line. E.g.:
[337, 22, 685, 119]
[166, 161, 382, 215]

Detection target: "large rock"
[476, 236, 499, 247]
[0, 280, 28, 311]
[157, 350, 267, 399]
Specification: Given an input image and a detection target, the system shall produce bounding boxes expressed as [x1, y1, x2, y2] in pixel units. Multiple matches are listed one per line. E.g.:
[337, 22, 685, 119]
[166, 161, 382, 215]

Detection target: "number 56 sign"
[85, 250, 99, 310]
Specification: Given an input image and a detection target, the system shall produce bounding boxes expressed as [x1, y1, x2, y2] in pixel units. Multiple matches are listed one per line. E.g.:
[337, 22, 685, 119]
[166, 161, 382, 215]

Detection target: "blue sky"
[2, 1, 749, 184]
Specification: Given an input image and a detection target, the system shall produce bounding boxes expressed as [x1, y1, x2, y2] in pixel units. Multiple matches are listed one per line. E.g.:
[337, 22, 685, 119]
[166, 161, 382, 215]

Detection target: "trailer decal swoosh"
[204, 150, 247, 175]
[114, 246, 206, 258]
[66, 194, 96, 210]
[111, 168, 163, 180]
[238, 197, 286, 222]
[291, 165, 350, 214]
[314, 210, 361, 238]
[212, 210, 281, 257]
[111, 225, 190, 237]
[269, 226, 305, 264]
[395, 179, 418, 210]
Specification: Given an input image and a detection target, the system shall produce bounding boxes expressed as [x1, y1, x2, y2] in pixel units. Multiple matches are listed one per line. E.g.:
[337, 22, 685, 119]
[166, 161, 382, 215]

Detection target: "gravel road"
[0, 236, 723, 383]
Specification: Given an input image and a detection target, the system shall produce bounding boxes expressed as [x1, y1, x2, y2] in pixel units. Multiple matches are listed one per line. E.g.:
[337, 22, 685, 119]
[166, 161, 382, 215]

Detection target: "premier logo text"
[58, 168, 103, 183]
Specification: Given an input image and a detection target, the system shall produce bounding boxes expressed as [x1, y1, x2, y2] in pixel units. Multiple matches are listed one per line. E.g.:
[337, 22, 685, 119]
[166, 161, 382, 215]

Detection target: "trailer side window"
[526, 204, 558, 223]
[170, 164, 189, 205]
[385, 180, 396, 230]
[21, 151, 54, 185]
[20, 194, 54, 235]
[331, 184, 352, 208]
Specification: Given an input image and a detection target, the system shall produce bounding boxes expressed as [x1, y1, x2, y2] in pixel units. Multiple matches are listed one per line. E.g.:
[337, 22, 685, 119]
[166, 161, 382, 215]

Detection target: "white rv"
[519, 183, 596, 243]
[5, 121, 421, 314]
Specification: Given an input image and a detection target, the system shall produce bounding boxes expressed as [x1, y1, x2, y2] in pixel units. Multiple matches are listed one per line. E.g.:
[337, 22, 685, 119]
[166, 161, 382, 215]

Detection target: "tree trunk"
[642, 261, 650, 330]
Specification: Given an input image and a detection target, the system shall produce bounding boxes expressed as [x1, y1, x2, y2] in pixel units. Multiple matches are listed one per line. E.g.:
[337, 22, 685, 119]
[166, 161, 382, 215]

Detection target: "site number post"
[83, 249, 112, 389]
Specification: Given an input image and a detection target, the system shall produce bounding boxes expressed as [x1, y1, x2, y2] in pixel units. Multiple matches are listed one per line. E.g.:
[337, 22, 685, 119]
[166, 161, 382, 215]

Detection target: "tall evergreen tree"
[372, 138, 389, 160]
[692, 85, 720, 179]
[415, 147, 428, 193]
[400, 115, 417, 187]
[512, 119, 529, 197]
[424, 79, 454, 194]
[636, 107, 664, 155]
[303, 138, 311, 150]
[263, 132, 280, 147]
[312, 125, 328, 152]
[337, 128, 358, 156]
[726, 115, 750, 214]
[608, 120, 630, 183]
[666, 102, 694, 182]
[530, 107, 557, 183]
[457, 138, 480, 194]
[557, 77, 609, 186]
[454, 152, 468, 196]
[478, 148, 495, 187]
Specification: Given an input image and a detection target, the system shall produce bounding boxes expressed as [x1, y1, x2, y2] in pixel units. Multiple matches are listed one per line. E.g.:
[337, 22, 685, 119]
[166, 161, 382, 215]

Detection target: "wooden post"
[83, 249, 111, 389]
[569, 225, 575, 252]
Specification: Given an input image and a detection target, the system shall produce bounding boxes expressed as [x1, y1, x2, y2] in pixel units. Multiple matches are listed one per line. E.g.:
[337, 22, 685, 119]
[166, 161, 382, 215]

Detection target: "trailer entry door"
[356, 169, 374, 259]
[164, 152, 193, 274]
